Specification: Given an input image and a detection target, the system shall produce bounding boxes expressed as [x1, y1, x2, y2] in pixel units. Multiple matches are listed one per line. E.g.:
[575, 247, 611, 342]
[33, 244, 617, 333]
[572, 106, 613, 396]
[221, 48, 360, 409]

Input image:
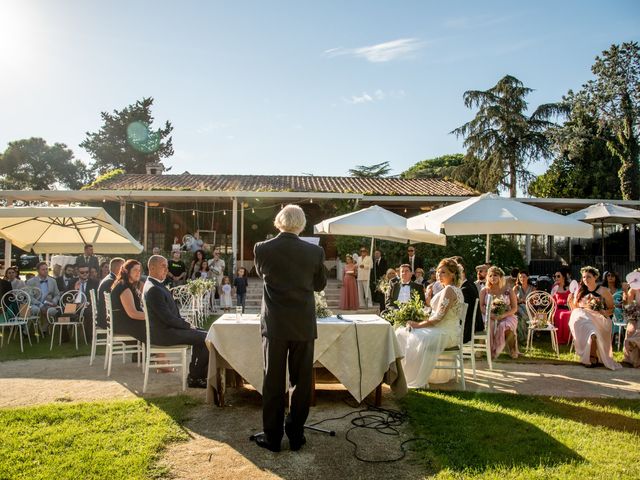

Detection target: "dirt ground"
[1, 356, 639, 479]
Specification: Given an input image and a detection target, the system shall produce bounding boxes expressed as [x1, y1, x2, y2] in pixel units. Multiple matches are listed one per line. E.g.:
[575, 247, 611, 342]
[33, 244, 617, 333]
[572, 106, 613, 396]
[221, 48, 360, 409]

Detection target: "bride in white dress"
[396, 258, 464, 389]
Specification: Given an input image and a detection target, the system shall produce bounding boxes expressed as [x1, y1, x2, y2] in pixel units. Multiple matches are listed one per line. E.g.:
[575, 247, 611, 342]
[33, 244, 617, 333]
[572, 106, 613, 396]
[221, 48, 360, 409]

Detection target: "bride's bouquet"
[314, 291, 333, 318]
[383, 291, 427, 328]
[623, 302, 640, 323]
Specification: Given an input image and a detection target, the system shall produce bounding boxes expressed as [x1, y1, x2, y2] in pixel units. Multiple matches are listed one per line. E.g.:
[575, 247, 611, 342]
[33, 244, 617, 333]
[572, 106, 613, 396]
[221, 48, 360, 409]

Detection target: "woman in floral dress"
[480, 266, 519, 359]
[569, 266, 620, 370]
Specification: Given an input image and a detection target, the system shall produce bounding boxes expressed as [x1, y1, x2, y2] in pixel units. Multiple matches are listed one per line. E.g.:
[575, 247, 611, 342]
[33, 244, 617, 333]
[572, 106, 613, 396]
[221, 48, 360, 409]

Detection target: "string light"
[192, 210, 196, 216]
[162, 208, 165, 214]
[132, 204, 135, 209]
[404, 208, 407, 213]
[223, 210, 226, 215]
[251, 208, 255, 213]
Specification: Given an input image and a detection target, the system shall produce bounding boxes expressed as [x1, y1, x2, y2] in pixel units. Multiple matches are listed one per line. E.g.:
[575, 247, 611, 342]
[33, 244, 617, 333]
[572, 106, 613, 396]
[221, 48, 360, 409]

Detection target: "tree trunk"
[509, 158, 517, 197]
[615, 110, 640, 200]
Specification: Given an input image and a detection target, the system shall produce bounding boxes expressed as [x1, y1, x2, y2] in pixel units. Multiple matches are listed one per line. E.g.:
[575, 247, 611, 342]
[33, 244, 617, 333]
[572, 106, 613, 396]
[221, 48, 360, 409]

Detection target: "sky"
[0, 1, 639, 178]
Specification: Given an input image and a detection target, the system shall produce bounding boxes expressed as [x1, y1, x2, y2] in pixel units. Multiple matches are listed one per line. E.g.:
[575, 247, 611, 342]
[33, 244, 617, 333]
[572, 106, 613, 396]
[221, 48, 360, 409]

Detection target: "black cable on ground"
[307, 401, 429, 463]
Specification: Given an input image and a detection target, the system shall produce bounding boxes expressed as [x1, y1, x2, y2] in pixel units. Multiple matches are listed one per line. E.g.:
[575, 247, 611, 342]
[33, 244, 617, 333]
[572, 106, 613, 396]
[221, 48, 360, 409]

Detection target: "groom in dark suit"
[253, 204, 327, 452]
[385, 264, 426, 311]
[143, 255, 209, 387]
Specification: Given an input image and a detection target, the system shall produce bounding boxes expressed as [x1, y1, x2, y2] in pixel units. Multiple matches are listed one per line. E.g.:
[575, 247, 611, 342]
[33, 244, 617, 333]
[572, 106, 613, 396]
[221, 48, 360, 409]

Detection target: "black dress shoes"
[253, 434, 281, 453]
[187, 376, 207, 388]
[289, 435, 306, 452]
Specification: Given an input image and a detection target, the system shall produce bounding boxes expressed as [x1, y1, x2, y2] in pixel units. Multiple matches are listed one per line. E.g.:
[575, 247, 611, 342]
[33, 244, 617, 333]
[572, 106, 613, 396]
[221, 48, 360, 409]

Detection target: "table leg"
[374, 383, 382, 407]
[311, 368, 317, 407]
[216, 368, 225, 407]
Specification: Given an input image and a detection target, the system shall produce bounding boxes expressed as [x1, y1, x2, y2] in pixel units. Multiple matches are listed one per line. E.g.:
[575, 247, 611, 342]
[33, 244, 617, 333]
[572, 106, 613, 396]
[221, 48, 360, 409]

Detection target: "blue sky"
[0, 1, 638, 178]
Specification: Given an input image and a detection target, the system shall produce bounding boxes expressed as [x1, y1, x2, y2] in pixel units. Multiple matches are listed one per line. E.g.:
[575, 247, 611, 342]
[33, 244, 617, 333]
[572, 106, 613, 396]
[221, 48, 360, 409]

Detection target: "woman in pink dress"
[551, 270, 572, 344]
[339, 254, 359, 310]
[480, 266, 519, 359]
[622, 282, 640, 368]
[569, 266, 621, 370]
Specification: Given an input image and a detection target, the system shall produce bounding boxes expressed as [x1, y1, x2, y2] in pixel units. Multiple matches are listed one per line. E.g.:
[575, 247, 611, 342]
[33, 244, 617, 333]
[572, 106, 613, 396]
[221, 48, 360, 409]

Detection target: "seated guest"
[414, 268, 426, 286]
[569, 266, 620, 370]
[143, 255, 210, 388]
[89, 266, 99, 282]
[5, 267, 25, 290]
[451, 256, 483, 343]
[551, 269, 572, 344]
[26, 262, 60, 335]
[97, 257, 124, 329]
[395, 258, 463, 388]
[56, 264, 77, 293]
[385, 264, 425, 312]
[110, 259, 147, 341]
[480, 266, 519, 359]
[603, 271, 624, 324]
[99, 261, 110, 281]
[513, 270, 535, 342]
[187, 249, 206, 280]
[75, 265, 99, 336]
[166, 250, 187, 287]
[474, 264, 488, 294]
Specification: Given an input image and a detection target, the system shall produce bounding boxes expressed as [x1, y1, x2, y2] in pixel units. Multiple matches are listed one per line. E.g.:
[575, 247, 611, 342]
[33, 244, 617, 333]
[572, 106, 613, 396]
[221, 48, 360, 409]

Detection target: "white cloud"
[342, 89, 406, 105]
[324, 38, 424, 63]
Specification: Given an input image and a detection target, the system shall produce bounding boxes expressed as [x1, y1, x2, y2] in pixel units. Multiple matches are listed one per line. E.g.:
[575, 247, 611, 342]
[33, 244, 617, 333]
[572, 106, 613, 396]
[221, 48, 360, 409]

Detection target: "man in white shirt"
[356, 247, 373, 308]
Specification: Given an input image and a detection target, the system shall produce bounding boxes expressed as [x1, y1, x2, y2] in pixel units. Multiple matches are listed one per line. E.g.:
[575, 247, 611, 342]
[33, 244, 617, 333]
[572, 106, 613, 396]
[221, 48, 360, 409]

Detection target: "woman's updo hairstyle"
[487, 266, 506, 290]
[437, 257, 463, 287]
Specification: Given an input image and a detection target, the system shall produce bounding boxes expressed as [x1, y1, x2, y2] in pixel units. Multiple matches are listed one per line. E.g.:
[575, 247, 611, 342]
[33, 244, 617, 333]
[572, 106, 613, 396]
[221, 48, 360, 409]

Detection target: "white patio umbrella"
[567, 202, 640, 270]
[407, 193, 593, 262]
[314, 205, 446, 246]
[0, 207, 143, 254]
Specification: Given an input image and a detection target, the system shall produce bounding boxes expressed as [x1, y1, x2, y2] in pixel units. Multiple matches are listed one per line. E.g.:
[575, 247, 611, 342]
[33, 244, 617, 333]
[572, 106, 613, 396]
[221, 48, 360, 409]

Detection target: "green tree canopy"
[80, 97, 174, 175]
[348, 161, 391, 178]
[401, 153, 485, 192]
[584, 41, 640, 199]
[451, 75, 560, 197]
[529, 90, 622, 199]
[0, 138, 92, 190]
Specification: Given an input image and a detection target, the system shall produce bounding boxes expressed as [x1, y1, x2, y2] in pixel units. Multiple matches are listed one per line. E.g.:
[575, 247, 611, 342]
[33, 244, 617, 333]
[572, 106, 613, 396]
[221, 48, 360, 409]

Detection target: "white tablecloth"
[205, 314, 407, 404]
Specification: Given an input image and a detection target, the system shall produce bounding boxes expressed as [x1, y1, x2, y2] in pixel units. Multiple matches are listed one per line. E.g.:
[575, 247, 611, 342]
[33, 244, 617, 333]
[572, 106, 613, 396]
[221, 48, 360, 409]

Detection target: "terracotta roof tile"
[87, 174, 475, 197]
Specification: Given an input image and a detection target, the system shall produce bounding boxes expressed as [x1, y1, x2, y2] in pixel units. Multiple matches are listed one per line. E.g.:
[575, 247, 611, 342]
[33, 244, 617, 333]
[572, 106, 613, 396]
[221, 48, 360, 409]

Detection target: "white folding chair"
[47, 290, 88, 350]
[141, 296, 189, 393]
[525, 291, 559, 357]
[433, 301, 468, 390]
[612, 320, 627, 351]
[472, 295, 493, 370]
[89, 289, 109, 366]
[104, 292, 145, 377]
[21, 286, 44, 341]
[0, 289, 32, 352]
[461, 298, 480, 379]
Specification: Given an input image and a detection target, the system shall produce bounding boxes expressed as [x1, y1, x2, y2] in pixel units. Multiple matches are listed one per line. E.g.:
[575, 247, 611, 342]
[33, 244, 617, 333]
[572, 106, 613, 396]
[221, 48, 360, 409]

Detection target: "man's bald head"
[148, 254, 168, 281]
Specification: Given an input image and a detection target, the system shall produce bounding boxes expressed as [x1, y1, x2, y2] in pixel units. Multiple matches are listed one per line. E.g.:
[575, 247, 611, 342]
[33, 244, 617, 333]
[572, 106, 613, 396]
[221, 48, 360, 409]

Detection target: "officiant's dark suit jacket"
[385, 281, 426, 311]
[254, 232, 327, 340]
[142, 277, 197, 345]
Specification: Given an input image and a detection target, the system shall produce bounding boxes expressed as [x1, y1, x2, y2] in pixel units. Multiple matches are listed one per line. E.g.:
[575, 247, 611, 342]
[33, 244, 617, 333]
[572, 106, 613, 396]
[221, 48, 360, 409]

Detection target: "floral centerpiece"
[623, 302, 640, 324]
[187, 278, 216, 296]
[383, 291, 427, 328]
[377, 277, 392, 298]
[315, 291, 333, 318]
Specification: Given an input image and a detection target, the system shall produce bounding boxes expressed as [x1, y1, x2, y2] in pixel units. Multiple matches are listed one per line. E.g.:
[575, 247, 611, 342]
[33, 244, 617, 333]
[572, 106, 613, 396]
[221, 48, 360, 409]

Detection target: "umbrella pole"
[485, 234, 491, 264]
[602, 220, 605, 273]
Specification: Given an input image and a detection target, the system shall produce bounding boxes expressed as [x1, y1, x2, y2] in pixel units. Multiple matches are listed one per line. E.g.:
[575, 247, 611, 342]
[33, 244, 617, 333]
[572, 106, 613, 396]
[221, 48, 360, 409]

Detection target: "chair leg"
[103, 340, 110, 370]
[18, 327, 24, 353]
[486, 341, 493, 370]
[143, 360, 150, 394]
[470, 345, 477, 380]
[459, 356, 466, 391]
[50, 325, 56, 350]
[90, 332, 97, 366]
[25, 327, 32, 347]
[81, 325, 88, 345]
[107, 343, 113, 377]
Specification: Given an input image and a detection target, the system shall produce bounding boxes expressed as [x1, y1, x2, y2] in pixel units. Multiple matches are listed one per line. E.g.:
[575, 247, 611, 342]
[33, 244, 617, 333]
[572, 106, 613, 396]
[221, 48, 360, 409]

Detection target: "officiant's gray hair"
[274, 204, 306, 234]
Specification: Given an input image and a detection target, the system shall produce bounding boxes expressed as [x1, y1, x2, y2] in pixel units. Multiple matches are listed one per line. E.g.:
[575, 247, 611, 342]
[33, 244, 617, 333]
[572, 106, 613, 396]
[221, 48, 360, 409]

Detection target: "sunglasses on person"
[554, 274, 562, 278]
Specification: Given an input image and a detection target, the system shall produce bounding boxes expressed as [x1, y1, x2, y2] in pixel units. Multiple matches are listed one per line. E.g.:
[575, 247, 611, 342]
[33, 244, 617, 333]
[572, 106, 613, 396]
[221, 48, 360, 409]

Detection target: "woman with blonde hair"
[395, 257, 464, 389]
[480, 266, 519, 359]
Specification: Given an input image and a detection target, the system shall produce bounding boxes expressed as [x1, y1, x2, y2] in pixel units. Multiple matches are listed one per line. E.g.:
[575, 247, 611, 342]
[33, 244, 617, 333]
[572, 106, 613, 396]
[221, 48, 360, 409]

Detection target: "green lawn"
[403, 391, 640, 479]
[495, 335, 625, 364]
[0, 396, 198, 480]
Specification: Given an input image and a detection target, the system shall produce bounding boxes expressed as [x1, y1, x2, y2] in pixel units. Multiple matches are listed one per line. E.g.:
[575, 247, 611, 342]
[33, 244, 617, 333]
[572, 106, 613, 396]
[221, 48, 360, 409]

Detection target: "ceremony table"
[205, 314, 407, 407]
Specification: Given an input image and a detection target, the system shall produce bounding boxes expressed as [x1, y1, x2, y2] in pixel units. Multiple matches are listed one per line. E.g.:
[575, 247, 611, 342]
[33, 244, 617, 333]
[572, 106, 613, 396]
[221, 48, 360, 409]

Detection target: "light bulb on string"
[223, 210, 226, 216]
[251, 208, 255, 213]
[102, 199, 106, 203]
[162, 208, 166, 214]
[404, 208, 407, 213]
[132, 203, 135, 209]
[192, 210, 196, 216]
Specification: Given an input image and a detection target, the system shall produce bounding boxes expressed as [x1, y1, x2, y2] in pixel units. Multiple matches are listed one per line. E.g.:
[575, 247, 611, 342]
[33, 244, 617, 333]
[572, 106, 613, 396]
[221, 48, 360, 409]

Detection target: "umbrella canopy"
[407, 193, 593, 262]
[567, 202, 640, 271]
[567, 202, 640, 225]
[314, 205, 446, 245]
[0, 207, 144, 254]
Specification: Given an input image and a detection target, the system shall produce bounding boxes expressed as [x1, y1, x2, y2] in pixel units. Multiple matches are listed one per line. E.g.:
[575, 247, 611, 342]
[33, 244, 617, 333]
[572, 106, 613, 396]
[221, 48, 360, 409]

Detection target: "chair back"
[59, 290, 88, 320]
[525, 291, 556, 328]
[1, 289, 30, 322]
[458, 302, 469, 349]
[21, 285, 42, 303]
[141, 296, 152, 348]
[468, 298, 479, 343]
[89, 289, 99, 327]
[104, 291, 114, 335]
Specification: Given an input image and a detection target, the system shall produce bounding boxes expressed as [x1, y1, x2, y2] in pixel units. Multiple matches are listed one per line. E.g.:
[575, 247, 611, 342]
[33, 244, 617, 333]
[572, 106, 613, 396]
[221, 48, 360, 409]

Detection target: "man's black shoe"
[252, 434, 281, 452]
[289, 435, 306, 451]
[187, 376, 207, 389]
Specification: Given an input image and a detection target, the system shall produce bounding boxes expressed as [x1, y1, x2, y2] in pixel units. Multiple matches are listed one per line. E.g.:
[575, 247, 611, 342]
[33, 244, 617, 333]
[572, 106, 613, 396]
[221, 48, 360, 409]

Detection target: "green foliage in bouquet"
[383, 290, 427, 327]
